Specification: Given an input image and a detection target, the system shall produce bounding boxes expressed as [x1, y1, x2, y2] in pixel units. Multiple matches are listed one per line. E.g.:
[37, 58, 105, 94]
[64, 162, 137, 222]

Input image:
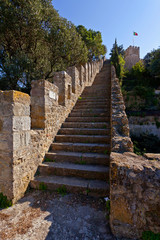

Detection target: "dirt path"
[0, 190, 116, 240]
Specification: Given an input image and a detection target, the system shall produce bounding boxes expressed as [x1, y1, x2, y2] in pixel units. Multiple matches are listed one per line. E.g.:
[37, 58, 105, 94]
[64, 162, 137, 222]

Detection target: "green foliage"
[119, 54, 126, 84]
[0, 1, 96, 92]
[44, 157, 54, 162]
[133, 86, 156, 106]
[86, 189, 91, 194]
[144, 48, 160, 88]
[110, 40, 124, 56]
[104, 149, 109, 154]
[56, 185, 67, 196]
[0, 192, 12, 209]
[131, 133, 160, 154]
[106, 200, 110, 212]
[110, 39, 125, 83]
[133, 140, 146, 156]
[39, 182, 47, 190]
[142, 231, 160, 240]
[76, 25, 107, 61]
[78, 160, 87, 165]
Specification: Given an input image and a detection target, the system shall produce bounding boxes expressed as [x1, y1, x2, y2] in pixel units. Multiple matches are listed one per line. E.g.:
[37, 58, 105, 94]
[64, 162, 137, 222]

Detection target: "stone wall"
[111, 65, 133, 152]
[110, 65, 160, 239]
[124, 46, 140, 70]
[110, 152, 160, 239]
[0, 59, 104, 203]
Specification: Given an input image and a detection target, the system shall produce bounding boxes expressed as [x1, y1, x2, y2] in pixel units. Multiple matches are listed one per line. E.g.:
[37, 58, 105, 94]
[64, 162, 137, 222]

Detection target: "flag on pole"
[133, 32, 138, 36]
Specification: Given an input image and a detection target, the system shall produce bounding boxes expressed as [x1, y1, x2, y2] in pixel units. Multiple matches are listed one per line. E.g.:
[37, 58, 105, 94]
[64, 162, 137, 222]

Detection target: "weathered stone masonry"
[110, 65, 160, 239]
[0, 60, 104, 203]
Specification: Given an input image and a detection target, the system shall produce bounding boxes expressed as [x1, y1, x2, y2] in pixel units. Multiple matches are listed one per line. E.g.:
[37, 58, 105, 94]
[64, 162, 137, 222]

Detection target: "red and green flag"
[133, 32, 138, 36]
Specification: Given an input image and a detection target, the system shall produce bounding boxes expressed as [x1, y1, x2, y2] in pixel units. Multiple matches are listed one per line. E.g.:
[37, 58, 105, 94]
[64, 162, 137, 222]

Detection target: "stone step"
[66, 117, 109, 122]
[38, 162, 109, 181]
[81, 91, 109, 95]
[77, 98, 109, 101]
[58, 128, 110, 136]
[73, 106, 109, 110]
[45, 151, 110, 166]
[69, 112, 108, 117]
[75, 103, 108, 108]
[62, 122, 110, 129]
[77, 99, 109, 103]
[50, 142, 110, 153]
[71, 109, 109, 114]
[30, 175, 109, 197]
[55, 135, 110, 144]
[80, 95, 108, 99]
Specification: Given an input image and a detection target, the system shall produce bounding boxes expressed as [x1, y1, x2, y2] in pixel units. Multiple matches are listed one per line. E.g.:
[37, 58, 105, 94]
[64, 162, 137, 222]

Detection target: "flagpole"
[133, 31, 134, 46]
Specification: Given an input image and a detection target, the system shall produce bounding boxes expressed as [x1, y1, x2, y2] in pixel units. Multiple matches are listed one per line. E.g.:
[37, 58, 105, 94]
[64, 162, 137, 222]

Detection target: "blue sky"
[52, 0, 160, 58]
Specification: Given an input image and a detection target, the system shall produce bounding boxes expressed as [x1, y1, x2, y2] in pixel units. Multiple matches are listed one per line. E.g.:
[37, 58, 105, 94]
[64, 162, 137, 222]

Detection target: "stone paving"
[0, 190, 117, 240]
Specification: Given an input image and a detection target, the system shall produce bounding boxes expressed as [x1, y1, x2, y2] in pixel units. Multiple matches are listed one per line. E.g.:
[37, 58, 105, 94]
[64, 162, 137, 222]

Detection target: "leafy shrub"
[131, 133, 160, 154]
[142, 231, 160, 240]
[0, 192, 12, 209]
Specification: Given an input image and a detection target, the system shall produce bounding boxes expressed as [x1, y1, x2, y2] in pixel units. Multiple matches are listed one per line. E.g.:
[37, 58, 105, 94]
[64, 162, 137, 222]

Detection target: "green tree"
[132, 60, 145, 83]
[110, 40, 124, 57]
[110, 39, 121, 78]
[119, 54, 126, 82]
[0, 0, 54, 91]
[144, 48, 160, 87]
[76, 25, 107, 61]
[0, 1, 89, 92]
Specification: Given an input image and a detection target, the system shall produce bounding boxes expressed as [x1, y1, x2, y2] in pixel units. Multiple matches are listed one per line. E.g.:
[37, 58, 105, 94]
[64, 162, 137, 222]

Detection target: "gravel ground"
[0, 190, 117, 240]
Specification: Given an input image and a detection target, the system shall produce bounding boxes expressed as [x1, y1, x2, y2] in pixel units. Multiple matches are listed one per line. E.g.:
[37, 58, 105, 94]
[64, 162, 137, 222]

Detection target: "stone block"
[66, 66, 80, 94]
[110, 152, 160, 239]
[13, 116, 31, 131]
[13, 103, 30, 116]
[52, 71, 72, 106]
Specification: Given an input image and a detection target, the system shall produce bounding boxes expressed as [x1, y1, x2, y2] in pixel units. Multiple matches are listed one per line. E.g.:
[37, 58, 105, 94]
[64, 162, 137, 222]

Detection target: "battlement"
[125, 45, 140, 57]
[124, 45, 140, 70]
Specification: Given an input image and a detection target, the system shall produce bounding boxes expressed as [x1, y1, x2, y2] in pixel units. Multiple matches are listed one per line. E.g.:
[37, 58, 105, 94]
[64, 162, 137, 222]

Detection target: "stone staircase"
[30, 62, 111, 197]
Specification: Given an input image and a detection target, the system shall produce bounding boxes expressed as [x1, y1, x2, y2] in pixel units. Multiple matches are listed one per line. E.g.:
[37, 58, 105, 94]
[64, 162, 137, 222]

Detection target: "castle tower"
[124, 46, 140, 70]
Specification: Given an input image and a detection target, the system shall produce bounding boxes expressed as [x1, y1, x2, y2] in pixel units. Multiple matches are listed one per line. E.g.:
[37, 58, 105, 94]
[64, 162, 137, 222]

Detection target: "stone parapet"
[110, 64, 160, 239]
[31, 80, 59, 129]
[110, 152, 160, 239]
[66, 66, 80, 94]
[0, 91, 31, 203]
[111, 65, 133, 152]
[77, 65, 85, 89]
[51, 71, 71, 106]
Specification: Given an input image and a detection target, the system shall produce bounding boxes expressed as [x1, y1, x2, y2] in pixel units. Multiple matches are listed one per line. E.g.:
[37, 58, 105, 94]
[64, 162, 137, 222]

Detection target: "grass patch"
[0, 192, 12, 209]
[39, 182, 47, 190]
[78, 160, 87, 165]
[142, 231, 160, 240]
[106, 214, 109, 220]
[106, 200, 110, 213]
[44, 157, 54, 162]
[104, 149, 109, 155]
[57, 185, 67, 196]
[86, 189, 90, 195]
